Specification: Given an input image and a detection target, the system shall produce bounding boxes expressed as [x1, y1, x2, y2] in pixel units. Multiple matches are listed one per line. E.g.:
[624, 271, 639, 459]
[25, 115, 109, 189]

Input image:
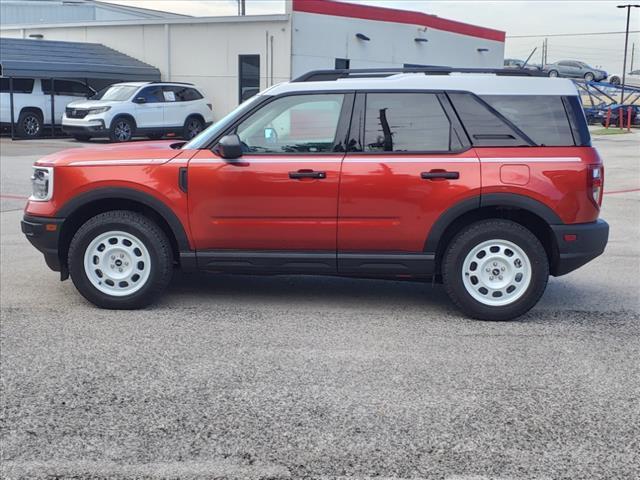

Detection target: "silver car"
[544, 60, 607, 82]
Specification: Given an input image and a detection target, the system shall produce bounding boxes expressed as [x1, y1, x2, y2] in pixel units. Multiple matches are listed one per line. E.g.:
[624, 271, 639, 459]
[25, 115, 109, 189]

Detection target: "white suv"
[62, 82, 214, 142]
[0, 78, 94, 138]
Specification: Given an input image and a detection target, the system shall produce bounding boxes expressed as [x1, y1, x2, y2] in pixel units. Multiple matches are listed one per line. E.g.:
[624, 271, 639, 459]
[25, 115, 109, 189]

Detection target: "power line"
[508, 30, 640, 38]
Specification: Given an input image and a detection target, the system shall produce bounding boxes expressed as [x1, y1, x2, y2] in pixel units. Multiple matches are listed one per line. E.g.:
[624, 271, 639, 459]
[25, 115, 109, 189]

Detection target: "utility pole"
[617, 4, 639, 103]
[238, 0, 246, 16]
[631, 42, 636, 71]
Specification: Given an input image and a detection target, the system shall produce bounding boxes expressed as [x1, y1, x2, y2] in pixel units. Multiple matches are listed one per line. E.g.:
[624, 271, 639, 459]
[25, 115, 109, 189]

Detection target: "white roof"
[264, 73, 579, 97]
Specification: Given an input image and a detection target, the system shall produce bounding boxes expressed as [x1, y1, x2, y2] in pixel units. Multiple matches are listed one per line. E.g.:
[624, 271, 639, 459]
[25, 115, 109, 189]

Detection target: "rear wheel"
[109, 117, 134, 142]
[68, 211, 173, 309]
[548, 70, 559, 78]
[442, 219, 549, 321]
[183, 116, 204, 140]
[17, 110, 42, 138]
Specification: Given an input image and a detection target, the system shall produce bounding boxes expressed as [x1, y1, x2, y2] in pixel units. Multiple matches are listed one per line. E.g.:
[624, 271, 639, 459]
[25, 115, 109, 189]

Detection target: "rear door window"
[481, 95, 574, 146]
[41, 80, 91, 96]
[362, 93, 459, 152]
[162, 86, 204, 102]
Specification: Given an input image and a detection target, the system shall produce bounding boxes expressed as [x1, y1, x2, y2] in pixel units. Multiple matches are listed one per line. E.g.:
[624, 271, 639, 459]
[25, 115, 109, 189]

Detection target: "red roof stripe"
[292, 0, 506, 43]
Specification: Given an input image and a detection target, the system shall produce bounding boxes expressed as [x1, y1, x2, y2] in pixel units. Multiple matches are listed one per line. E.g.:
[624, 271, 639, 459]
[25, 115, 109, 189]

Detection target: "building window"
[238, 54, 260, 104]
[335, 58, 350, 70]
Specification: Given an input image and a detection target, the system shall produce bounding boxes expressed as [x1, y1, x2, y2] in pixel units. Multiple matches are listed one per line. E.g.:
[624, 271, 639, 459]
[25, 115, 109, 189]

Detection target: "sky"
[104, 0, 640, 74]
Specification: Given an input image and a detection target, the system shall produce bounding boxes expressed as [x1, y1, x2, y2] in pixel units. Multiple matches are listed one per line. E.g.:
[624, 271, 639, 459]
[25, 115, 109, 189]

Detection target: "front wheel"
[548, 70, 559, 78]
[584, 72, 595, 82]
[68, 211, 173, 309]
[109, 117, 134, 142]
[442, 220, 549, 321]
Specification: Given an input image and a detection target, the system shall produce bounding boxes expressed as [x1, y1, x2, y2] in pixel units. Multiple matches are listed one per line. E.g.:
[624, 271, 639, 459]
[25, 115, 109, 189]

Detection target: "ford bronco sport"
[21, 67, 609, 320]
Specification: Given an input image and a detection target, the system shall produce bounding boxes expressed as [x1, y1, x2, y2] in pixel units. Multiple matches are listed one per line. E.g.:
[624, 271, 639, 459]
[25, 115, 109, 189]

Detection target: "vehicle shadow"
[168, 271, 452, 310]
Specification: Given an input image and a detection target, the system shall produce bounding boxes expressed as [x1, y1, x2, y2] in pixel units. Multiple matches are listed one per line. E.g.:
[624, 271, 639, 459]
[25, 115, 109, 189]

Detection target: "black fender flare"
[424, 193, 563, 253]
[57, 187, 191, 251]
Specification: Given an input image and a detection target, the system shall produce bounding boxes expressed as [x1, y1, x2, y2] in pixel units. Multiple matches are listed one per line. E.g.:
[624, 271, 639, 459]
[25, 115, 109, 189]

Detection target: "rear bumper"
[550, 219, 609, 276]
[21, 215, 64, 272]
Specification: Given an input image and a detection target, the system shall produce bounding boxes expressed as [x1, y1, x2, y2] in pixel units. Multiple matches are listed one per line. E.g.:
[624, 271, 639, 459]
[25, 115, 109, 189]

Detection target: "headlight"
[88, 106, 111, 114]
[30, 167, 53, 201]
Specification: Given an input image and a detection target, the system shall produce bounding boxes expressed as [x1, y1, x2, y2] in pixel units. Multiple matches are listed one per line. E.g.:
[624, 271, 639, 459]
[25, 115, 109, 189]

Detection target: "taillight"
[588, 164, 604, 207]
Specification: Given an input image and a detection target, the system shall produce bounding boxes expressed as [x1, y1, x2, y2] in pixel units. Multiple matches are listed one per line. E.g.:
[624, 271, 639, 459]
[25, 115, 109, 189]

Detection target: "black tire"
[109, 117, 135, 142]
[609, 75, 621, 86]
[16, 110, 43, 138]
[68, 211, 173, 309]
[183, 116, 204, 140]
[584, 72, 595, 82]
[73, 135, 91, 142]
[548, 70, 559, 78]
[442, 219, 549, 321]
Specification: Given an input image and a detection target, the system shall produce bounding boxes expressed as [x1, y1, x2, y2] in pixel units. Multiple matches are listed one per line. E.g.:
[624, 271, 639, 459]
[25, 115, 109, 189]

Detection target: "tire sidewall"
[109, 117, 134, 142]
[69, 215, 170, 309]
[18, 111, 42, 138]
[183, 116, 203, 139]
[443, 221, 549, 321]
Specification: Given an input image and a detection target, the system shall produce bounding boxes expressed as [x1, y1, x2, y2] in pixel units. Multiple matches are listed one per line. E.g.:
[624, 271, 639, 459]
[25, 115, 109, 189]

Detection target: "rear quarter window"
[481, 95, 575, 146]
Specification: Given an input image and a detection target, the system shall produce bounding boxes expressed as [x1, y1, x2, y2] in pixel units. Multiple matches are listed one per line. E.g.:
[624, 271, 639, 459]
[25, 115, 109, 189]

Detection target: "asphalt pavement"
[1, 133, 639, 479]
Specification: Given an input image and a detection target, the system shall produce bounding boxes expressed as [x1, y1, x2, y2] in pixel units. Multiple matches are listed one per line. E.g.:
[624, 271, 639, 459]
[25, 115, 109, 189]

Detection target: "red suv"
[21, 68, 609, 320]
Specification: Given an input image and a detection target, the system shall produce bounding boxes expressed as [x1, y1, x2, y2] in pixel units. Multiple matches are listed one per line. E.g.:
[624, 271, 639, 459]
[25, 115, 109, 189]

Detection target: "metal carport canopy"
[0, 37, 160, 81]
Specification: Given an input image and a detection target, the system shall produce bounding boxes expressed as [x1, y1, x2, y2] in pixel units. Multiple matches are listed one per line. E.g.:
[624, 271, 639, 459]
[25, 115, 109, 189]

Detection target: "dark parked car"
[503, 58, 542, 71]
[544, 60, 607, 82]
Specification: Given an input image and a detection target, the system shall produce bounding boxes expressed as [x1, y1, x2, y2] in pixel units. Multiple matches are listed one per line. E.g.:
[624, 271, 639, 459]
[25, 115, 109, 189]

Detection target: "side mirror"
[133, 96, 146, 104]
[216, 134, 243, 160]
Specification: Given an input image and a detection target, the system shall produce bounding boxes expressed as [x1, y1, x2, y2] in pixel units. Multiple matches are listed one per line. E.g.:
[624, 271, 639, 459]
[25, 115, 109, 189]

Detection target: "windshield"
[182, 94, 265, 150]
[91, 85, 139, 101]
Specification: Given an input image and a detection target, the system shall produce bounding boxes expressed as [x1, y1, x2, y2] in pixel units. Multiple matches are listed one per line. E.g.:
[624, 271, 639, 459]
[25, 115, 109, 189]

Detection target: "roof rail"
[292, 67, 545, 83]
[149, 81, 195, 86]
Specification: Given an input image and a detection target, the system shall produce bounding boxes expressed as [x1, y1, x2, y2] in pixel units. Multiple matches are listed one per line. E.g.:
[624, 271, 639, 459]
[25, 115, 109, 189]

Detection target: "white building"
[0, 0, 187, 25]
[0, 0, 506, 119]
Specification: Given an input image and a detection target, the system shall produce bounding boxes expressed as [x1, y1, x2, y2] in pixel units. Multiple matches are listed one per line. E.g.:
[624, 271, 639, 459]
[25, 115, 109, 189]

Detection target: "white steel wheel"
[83, 230, 151, 297]
[461, 239, 532, 307]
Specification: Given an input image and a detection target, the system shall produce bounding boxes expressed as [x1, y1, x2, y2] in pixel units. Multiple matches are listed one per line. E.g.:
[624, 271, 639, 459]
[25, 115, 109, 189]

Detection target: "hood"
[65, 99, 123, 109]
[35, 141, 185, 167]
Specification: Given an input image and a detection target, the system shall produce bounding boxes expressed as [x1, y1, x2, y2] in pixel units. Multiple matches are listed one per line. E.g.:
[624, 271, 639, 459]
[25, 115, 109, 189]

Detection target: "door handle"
[289, 170, 326, 180]
[421, 171, 459, 180]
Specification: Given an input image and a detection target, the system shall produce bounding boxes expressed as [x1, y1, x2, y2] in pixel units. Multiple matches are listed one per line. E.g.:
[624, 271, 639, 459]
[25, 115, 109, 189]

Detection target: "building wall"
[291, 11, 505, 77]
[1, 18, 292, 119]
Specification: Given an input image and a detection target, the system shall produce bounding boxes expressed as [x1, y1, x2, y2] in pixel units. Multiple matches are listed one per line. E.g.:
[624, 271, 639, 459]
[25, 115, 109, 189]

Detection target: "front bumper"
[62, 118, 108, 137]
[21, 215, 65, 273]
[550, 219, 609, 276]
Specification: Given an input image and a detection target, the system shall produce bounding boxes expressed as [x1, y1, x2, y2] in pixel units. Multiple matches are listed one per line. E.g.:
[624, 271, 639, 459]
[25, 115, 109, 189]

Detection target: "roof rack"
[149, 81, 195, 86]
[292, 67, 545, 83]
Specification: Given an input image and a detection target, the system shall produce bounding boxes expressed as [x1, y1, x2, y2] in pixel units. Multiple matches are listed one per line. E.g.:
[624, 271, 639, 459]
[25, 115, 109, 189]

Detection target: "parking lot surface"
[1, 134, 639, 479]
